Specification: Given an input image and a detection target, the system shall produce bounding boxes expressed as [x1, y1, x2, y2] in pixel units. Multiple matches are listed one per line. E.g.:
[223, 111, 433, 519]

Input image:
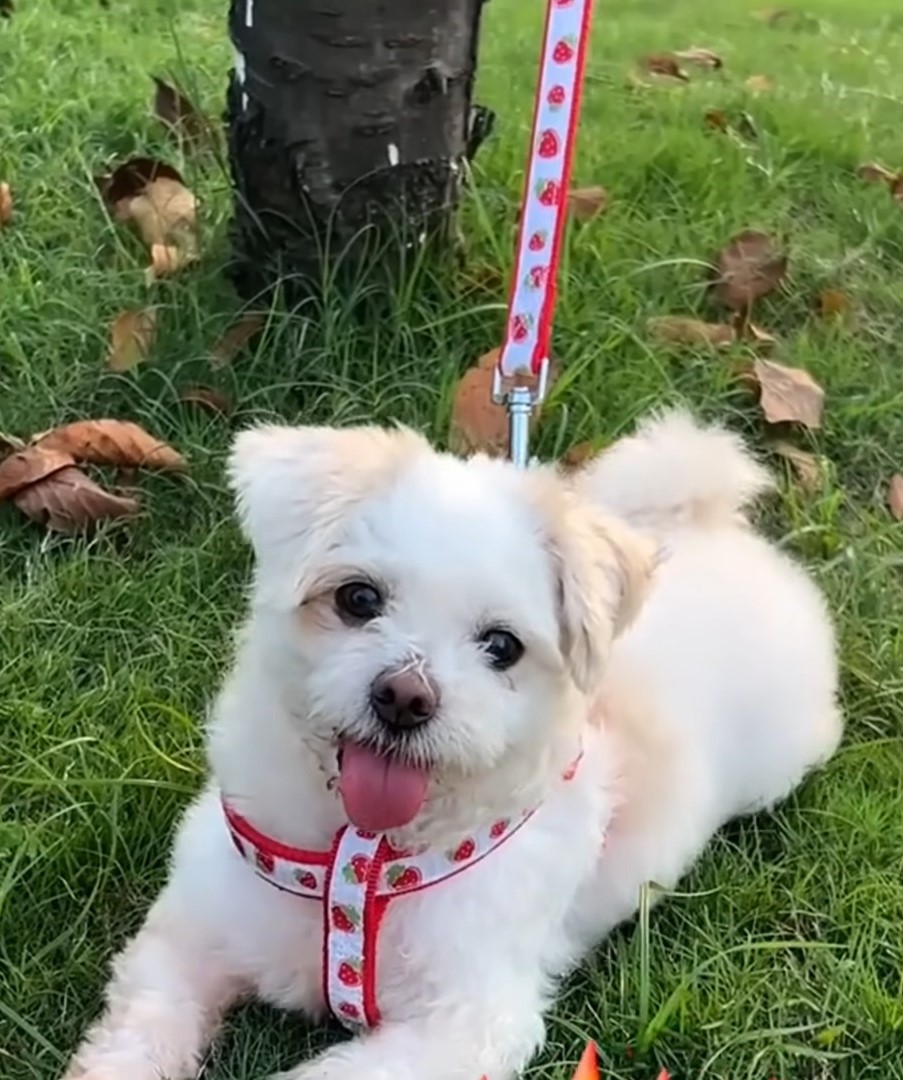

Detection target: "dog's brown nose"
[369, 666, 439, 730]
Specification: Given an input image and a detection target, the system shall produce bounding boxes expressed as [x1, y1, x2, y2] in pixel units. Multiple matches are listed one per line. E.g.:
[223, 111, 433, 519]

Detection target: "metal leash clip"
[492, 357, 551, 470]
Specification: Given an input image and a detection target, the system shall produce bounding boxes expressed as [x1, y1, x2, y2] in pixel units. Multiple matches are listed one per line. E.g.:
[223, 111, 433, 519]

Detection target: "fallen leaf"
[35, 419, 186, 471]
[750, 358, 824, 430]
[704, 108, 758, 144]
[642, 54, 689, 81]
[655, 1071, 672, 1080]
[449, 350, 511, 457]
[152, 76, 213, 150]
[0, 446, 76, 502]
[179, 386, 232, 415]
[817, 288, 851, 318]
[746, 74, 775, 93]
[772, 440, 824, 492]
[571, 1041, 599, 1080]
[145, 242, 198, 283]
[890, 176, 903, 206]
[712, 229, 788, 312]
[744, 320, 778, 347]
[106, 308, 158, 372]
[0, 181, 12, 226]
[99, 157, 198, 274]
[674, 47, 723, 69]
[648, 315, 736, 347]
[98, 156, 185, 207]
[560, 440, 599, 471]
[888, 474, 903, 520]
[856, 162, 898, 185]
[704, 108, 729, 132]
[14, 467, 139, 533]
[568, 186, 608, 222]
[210, 313, 265, 369]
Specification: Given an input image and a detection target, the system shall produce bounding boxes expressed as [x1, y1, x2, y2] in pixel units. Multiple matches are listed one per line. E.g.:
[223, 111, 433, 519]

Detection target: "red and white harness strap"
[223, 753, 582, 1032]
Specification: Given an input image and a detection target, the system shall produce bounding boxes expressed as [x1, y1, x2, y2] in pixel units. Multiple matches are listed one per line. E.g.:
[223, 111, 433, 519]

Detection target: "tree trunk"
[226, 0, 494, 301]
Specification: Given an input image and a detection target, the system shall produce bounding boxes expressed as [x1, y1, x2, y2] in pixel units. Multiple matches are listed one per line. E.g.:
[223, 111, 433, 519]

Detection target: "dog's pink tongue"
[338, 743, 430, 831]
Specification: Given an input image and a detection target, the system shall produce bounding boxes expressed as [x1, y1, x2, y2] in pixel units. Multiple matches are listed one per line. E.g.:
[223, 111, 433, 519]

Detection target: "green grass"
[2, 0, 903, 1077]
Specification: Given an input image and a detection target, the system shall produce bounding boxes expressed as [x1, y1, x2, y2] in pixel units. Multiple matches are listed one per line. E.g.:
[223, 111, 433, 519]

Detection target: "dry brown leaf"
[856, 162, 898, 185]
[712, 230, 788, 312]
[648, 315, 736, 348]
[817, 288, 851, 318]
[35, 419, 186, 471]
[0, 182, 12, 226]
[772, 440, 824, 492]
[0, 446, 76, 502]
[14, 467, 139, 533]
[560, 440, 599, 471]
[449, 349, 511, 457]
[568, 186, 608, 222]
[745, 74, 775, 93]
[674, 47, 723, 69]
[751, 358, 824, 430]
[704, 108, 729, 132]
[152, 76, 213, 151]
[642, 54, 689, 82]
[704, 109, 758, 144]
[179, 387, 232, 415]
[210, 312, 265, 369]
[890, 176, 903, 206]
[887, 474, 903, 520]
[146, 242, 198, 282]
[106, 308, 158, 372]
[744, 321, 778, 347]
[99, 157, 199, 272]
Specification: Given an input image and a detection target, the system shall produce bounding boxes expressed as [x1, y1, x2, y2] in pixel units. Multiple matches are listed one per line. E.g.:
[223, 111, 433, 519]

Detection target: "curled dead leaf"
[642, 54, 689, 81]
[0, 182, 12, 226]
[99, 156, 199, 271]
[712, 230, 788, 312]
[210, 313, 265, 369]
[152, 76, 213, 151]
[35, 419, 186, 471]
[857, 162, 897, 185]
[179, 387, 232, 415]
[887, 474, 903, 520]
[745, 74, 774, 93]
[674, 47, 723, 69]
[568, 186, 608, 222]
[750, 358, 824, 430]
[817, 288, 851, 319]
[0, 446, 76, 501]
[106, 308, 158, 372]
[14, 467, 139, 533]
[648, 315, 736, 348]
[772, 440, 824, 492]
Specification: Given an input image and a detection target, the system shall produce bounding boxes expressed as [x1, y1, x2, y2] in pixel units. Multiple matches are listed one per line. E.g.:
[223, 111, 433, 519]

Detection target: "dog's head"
[228, 425, 654, 832]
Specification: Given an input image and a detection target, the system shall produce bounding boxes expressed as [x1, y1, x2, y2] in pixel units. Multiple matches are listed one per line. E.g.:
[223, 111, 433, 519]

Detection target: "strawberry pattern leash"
[494, 0, 595, 467]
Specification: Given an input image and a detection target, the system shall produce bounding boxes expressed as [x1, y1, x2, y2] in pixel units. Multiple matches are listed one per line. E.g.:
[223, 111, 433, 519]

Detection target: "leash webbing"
[494, 0, 595, 467]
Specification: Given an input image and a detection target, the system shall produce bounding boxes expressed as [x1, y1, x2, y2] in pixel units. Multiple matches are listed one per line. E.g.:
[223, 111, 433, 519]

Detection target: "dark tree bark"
[226, 0, 494, 300]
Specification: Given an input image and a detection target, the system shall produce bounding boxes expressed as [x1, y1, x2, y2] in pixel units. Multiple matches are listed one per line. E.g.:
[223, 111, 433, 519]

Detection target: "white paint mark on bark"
[387, 143, 400, 166]
[245, 0, 254, 28]
[234, 50, 246, 85]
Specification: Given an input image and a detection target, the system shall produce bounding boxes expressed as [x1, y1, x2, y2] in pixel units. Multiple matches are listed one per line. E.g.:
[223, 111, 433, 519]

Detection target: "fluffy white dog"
[64, 410, 842, 1080]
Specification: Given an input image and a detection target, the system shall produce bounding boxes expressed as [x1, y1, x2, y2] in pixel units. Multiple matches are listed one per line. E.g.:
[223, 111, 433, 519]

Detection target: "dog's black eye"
[478, 628, 524, 671]
[335, 582, 383, 623]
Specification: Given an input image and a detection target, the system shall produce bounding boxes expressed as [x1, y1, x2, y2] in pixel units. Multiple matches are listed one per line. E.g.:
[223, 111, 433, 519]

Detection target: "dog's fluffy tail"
[575, 409, 773, 530]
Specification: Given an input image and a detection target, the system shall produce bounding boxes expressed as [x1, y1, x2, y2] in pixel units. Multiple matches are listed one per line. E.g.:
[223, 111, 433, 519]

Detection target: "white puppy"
[64, 410, 842, 1080]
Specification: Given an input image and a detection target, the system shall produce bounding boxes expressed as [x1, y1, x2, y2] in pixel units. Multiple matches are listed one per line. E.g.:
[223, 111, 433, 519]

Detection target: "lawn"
[1, 0, 902, 1077]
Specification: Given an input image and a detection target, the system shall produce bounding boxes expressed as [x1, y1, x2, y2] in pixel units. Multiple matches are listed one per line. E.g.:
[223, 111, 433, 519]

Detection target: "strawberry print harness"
[223, 754, 581, 1031]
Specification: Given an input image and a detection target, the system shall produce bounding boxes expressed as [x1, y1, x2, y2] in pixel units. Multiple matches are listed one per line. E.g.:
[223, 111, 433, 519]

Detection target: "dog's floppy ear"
[545, 495, 656, 694]
[228, 424, 427, 606]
